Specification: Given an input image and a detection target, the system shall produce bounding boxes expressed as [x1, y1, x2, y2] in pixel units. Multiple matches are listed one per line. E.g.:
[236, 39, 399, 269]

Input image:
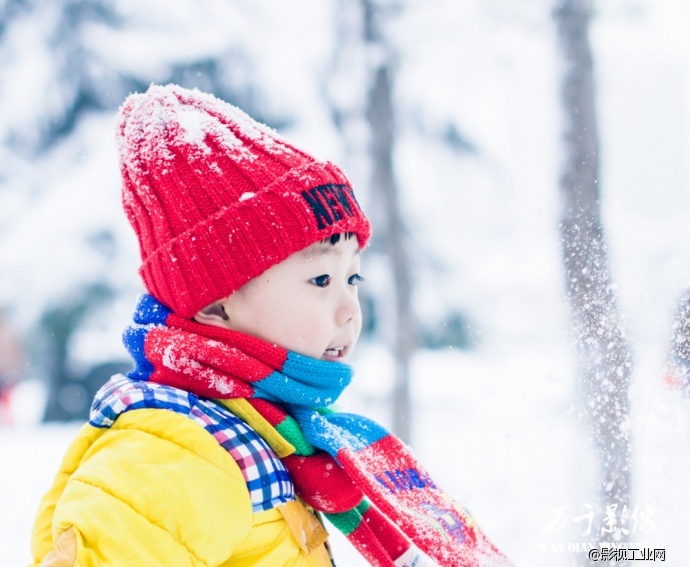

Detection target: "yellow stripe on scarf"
[218, 398, 296, 458]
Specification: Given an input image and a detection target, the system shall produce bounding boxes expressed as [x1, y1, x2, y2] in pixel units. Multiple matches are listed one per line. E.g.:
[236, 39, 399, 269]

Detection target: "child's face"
[220, 236, 363, 362]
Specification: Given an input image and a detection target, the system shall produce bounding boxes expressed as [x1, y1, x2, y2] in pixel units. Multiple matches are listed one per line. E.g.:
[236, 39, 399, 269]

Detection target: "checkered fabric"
[90, 374, 294, 513]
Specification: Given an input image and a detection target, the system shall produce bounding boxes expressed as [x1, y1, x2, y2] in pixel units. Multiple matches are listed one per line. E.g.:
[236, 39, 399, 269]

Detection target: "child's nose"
[336, 289, 360, 326]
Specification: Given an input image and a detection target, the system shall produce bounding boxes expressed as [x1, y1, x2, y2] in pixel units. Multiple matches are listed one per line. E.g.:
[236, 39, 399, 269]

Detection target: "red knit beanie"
[116, 84, 371, 318]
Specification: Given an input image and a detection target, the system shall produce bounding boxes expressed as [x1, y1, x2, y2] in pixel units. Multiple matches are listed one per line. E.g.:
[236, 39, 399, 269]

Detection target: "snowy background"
[2, 1, 690, 565]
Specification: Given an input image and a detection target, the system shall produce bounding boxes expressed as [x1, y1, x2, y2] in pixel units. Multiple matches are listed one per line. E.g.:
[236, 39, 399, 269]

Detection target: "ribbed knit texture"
[117, 84, 371, 317]
[123, 294, 513, 567]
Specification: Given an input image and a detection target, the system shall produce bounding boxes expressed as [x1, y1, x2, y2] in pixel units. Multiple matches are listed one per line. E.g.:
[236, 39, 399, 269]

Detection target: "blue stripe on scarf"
[134, 293, 172, 325]
[123, 325, 155, 381]
[123, 295, 174, 381]
[287, 406, 388, 458]
[324, 413, 389, 450]
[256, 352, 352, 408]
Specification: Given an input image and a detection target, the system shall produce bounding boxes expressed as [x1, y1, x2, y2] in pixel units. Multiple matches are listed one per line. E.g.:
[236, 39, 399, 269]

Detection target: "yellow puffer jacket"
[29, 407, 332, 567]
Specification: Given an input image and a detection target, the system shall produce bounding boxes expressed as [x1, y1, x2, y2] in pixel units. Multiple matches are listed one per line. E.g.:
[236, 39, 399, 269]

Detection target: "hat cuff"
[139, 160, 371, 318]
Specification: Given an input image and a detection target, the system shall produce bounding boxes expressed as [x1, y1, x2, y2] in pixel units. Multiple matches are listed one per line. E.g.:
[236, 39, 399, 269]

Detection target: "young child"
[29, 84, 511, 567]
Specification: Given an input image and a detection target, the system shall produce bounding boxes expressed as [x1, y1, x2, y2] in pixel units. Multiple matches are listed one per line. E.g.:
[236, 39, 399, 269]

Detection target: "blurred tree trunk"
[554, 0, 633, 552]
[663, 289, 690, 390]
[362, 0, 415, 443]
[41, 283, 113, 422]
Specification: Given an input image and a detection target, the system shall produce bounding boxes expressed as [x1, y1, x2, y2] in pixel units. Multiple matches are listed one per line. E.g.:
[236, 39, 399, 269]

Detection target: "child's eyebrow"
[298, 243, 360, 260]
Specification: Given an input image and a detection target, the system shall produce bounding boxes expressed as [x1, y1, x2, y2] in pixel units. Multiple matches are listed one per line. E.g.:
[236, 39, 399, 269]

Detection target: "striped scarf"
[124, 294, 511, 567]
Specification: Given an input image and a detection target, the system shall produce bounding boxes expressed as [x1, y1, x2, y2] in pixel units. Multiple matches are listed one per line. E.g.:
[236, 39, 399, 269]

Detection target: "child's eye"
[348, 273, 364, 286]
[311, 275, 331, 287]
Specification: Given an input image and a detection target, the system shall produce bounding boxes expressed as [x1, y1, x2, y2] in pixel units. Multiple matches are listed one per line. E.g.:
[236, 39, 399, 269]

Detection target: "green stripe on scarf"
[275, 417, 315, 456]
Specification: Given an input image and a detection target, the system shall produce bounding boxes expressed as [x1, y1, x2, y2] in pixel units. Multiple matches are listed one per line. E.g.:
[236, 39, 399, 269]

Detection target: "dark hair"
[322, 232, 355, 245]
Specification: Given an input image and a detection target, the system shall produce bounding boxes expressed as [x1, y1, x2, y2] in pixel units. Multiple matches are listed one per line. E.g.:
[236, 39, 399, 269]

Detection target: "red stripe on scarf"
[168, 314, 289, 370]
[337, 439, 490, 565]
[247, 398, 288, 426]
[348, 522, 398, 567]
[282, 453, 362, 513]
[362, 505, 411, 561]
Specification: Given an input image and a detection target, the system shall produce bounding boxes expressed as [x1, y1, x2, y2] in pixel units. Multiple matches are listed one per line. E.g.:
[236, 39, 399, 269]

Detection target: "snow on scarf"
[123, 294, 512, 567]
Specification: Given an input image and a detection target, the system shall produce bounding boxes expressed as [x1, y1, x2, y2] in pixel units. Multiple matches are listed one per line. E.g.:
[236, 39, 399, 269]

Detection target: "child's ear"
[194, 300, 230, 328]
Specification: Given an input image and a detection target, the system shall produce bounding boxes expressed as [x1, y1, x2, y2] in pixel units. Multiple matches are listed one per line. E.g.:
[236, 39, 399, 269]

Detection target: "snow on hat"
[117, 84, 371, 318]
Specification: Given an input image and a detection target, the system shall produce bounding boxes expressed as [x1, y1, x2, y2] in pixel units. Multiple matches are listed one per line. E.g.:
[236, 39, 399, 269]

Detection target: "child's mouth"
[323, 346, 346, 360]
